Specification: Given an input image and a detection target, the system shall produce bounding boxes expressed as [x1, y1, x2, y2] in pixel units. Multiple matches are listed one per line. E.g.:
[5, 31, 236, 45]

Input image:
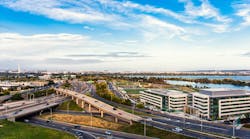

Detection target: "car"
[46, 120, 51, 123]
[105, 130, 112, 136]
[172, 127, 183, 132]
[24, 119, 29, 123]
[74, 125, 81, 128]
[113, 107, 117, 110]
[14, 111, 18, 114]
[95, 100, 98, 103]
[118, 113, 122, 115]
[223, 121, 231, 125]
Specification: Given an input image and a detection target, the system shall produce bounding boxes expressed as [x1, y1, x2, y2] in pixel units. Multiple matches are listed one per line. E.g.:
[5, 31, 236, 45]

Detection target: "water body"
[165, 80, 250, 91]
[125, 75, 250, 90]
[126, 75, 250, 81]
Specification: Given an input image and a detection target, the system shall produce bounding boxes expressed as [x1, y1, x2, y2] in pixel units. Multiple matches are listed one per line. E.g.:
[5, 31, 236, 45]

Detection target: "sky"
[0, 0, 250, 72]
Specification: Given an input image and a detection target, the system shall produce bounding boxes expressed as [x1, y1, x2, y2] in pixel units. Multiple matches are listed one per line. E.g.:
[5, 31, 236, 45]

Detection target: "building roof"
[143, 89, 187, 97]
[199, 88, 250, 98]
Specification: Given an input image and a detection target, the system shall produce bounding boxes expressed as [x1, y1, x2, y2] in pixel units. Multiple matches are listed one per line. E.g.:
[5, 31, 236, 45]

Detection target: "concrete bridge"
[55, 88, 142, 125]
[0, 96, 65, 122]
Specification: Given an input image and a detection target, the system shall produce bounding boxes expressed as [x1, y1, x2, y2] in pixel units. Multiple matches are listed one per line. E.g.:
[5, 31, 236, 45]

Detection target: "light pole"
[50, 108, 53, 121]
[132, 103, 135, 114]
[67, 102, 70, 114]
[232, 120, 236, 138]
[91, 112, 93, 127]
[144, 119, 146, 136]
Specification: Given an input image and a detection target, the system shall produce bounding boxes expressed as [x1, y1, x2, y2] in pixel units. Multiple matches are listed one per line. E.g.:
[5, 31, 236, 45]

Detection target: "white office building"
[140, 89, 188, 111]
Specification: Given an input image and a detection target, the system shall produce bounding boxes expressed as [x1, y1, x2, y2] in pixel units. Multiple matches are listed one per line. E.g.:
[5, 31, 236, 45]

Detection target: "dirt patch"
[40, 113, 123, 130]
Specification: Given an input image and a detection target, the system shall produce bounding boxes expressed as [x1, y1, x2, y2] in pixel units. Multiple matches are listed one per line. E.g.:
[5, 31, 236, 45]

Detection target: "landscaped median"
[39, 113, 193, 139]
[0, 120, 75, 139]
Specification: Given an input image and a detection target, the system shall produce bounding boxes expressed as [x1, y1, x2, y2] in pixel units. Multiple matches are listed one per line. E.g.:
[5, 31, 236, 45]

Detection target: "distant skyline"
[0, 0, 250, 72]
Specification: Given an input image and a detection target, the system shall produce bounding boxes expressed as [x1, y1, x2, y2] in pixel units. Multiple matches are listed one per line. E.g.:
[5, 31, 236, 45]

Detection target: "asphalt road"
[28, 118, 95, 139]
[29, 118, 155, 139]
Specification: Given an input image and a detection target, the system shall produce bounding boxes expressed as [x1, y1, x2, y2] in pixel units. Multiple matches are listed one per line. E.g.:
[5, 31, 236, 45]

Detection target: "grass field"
[124, 88, 145, 94]
[0, 120, 75, 139]
[57, 100, 83, 111]
[40, 113, 192, 139]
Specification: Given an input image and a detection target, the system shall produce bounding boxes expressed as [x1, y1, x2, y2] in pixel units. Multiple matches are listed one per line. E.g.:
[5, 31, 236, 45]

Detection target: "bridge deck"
[55, 88, 142, 122]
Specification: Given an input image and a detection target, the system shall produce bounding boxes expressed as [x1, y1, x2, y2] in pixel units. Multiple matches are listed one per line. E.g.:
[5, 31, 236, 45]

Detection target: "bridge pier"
[129, 120, 133, 125]
[115, 117, 118, 123]
[76, 99, 79, 104]
[100, 111, 104, 118]
[81, 101, 85, 108]
[88, 104, 92, 112]
[7, 117, 15, 122]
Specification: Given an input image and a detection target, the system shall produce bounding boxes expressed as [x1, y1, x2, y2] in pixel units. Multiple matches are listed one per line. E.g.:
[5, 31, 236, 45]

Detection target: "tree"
[136, 103, 144, 108]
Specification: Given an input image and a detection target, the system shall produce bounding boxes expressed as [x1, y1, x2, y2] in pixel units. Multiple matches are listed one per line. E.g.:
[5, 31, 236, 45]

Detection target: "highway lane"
[29, 118, 155, 139]
[28, 118, 95, 139]
[108, 82, 124, 99]
[55, 88, 142, 122]
[146, 120, 216, 139]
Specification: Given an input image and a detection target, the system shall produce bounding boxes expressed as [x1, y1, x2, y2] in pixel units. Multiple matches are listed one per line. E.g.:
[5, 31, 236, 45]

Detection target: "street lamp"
[91, 112, 93, 127]
[67, 101, 70, 114]
[132, 103, 135, 114]
[50, 108, 53, 121]
[232, 120, 236, 138]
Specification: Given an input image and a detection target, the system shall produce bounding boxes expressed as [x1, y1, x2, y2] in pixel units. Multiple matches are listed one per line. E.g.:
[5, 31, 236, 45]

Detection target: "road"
[55, 88, 142, 122]
[108, 82, 124, 99]
[0, 95, 66, 120]
[28, 118, 95, 139]
[29, 118, 155, 139]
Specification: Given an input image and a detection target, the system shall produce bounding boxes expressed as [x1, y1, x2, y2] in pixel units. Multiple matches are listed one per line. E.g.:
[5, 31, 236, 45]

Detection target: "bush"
[11, 93, 24, 100]
[136, 103, 144, 108]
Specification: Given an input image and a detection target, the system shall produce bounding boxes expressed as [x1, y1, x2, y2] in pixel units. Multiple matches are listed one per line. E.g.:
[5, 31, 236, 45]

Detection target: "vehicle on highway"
[172, 127, 183, 132]
[112, 107, 117, 110]
[223, 121, 232, 125]
[105, 130, 112, 136]
[118, 112, 122, 115]
[74, 125, 81, 129]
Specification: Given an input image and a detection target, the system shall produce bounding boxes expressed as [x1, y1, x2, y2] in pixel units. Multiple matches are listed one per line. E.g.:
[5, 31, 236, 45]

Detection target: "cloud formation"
[67, 52, 149, 58]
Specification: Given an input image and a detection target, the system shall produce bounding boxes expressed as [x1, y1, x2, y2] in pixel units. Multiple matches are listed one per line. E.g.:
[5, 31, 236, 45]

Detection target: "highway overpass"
[0, 96, 65, 122]
[55, 88, 142, 125]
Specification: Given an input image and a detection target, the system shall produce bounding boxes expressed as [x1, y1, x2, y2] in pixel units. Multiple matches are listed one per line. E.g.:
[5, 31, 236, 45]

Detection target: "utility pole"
[67, 102, 70, 114]
[91, 112, 93, 127]
[50, 108, 53, 121]
[144, 119, 146, 136]
[233, 120, 236, 138]
[132, 103, 135, 114]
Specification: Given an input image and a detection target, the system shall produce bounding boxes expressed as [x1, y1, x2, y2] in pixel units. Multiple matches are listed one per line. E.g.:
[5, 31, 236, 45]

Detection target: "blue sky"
[0, 0, 250, 72]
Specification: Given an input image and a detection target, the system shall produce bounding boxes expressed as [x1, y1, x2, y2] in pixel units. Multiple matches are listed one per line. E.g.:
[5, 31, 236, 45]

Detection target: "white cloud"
[181, 0, 231, 23]
[233, 2, 250, 27]
[0, 0, 116, 23]
[0, 33, 103, 58]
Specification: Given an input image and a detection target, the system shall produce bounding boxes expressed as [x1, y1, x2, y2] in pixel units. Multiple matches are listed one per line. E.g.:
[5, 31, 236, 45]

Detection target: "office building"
[140, 89, 188, 111]
[192, 88, 250, 120]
